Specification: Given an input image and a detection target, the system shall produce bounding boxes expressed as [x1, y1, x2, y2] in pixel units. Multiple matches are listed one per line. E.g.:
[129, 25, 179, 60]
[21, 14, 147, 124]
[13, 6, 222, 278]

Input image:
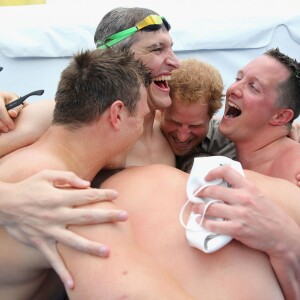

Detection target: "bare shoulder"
[245, 169, 299, 191]
[245, 169, 300, 221]
[101, 165, 188, 191]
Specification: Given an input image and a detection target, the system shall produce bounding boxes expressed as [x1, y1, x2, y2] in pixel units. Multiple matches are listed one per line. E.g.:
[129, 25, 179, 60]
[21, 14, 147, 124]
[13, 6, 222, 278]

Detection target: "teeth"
[228, 101, 240, 110]
[153, 75, 171, 81]
[174, 138, 190, 145]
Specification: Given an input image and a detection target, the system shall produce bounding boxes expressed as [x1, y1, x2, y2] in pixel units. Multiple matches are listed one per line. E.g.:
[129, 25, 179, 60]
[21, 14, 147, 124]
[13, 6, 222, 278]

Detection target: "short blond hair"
[169, 59, 224, 118]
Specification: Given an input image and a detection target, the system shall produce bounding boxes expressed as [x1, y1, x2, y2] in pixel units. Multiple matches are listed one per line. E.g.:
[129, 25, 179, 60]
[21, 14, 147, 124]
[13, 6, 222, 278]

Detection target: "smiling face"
[130, 30, 180, 111]
[219, 55, 290, 142]
[160, 98, 211, 156]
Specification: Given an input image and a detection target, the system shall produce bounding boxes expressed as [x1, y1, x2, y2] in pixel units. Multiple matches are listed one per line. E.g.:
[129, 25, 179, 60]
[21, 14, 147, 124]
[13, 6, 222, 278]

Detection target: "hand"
[1, 170, 128, 289]
[192, 166, 300, 256]
[0, 91, 25, 132]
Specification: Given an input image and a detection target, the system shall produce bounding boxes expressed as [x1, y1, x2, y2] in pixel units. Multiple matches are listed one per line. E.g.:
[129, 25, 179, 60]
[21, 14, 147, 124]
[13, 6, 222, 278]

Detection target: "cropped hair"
[53, 48, 151, 128]
[265, 48, 300, 124]
[169, 59, 224, 118]
[94, 7, 170, 51]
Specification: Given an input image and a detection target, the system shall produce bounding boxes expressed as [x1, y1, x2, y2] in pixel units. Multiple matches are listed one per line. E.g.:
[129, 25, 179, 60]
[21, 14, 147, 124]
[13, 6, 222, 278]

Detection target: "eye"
[249, 83, 259, 92]
[152, 47, 163, 53]
[173, 121, 181, 126]
[235, 77, 242, 82]
[190, 125, 201, 129]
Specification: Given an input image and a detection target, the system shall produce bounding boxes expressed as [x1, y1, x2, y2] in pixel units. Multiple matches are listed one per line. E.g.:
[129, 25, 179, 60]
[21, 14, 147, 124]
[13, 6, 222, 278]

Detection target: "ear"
[109, 100, 126, 130]
[269, 108, 294, 126]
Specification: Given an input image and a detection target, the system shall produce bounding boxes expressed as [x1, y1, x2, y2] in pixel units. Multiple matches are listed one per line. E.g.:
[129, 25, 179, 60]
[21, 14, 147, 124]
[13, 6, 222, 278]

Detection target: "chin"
[148, 88, 171, 110]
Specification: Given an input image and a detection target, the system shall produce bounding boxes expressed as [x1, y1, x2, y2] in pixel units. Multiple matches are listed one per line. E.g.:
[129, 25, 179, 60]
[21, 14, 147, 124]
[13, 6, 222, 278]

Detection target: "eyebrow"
[145, 37, 174, 50]
[236, 70, 243, 77]
[167, 116, 206, 126]
[146, 42, 163, 50]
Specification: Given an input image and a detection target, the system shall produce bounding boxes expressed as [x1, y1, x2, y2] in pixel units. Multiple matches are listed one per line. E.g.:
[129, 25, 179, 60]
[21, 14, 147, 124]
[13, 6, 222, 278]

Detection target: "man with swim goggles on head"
[93, 7, 179, 168]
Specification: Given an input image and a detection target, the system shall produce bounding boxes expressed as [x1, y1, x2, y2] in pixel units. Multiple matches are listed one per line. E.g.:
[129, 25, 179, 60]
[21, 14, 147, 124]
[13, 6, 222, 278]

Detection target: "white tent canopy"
[1, 0, 300, 118]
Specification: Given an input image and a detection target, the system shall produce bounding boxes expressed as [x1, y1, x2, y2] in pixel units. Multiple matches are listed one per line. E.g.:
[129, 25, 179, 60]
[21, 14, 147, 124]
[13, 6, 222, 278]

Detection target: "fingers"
[8, 104, 24, 118]
[58, 207, 128, 224]
[0, 109, 13, 132]
[36, 169, 91, 188]
[53, 229, 110, 257]
[204, 165, 248, 189]
[193, 202, 233, 222]
[0, 92, 20, 132]
[58, 188, 119, 207]
[31, 237, 74, 289]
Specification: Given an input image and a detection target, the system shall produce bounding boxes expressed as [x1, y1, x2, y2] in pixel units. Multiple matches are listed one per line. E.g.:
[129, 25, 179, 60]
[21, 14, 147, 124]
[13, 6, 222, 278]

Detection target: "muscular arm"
[196, 167, 300, 300]
[0, 99, 54, 157]
[246, 171, 300, 300]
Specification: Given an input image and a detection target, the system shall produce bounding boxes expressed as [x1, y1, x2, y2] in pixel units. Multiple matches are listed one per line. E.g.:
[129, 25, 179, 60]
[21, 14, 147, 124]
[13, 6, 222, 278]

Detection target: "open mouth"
[153, 75, 171, 89]
[173, 136, 193, 148]
[225, 101, 241, 118]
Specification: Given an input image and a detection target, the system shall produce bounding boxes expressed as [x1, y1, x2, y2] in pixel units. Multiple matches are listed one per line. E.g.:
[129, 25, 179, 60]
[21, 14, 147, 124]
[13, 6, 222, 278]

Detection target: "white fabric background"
[1, 0, 300, 118]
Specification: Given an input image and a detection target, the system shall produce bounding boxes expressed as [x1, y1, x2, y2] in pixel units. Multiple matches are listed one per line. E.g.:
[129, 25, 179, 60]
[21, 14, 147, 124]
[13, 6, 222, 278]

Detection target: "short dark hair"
[53, 48, 151, 128]
[265, 48, 300, 124]
[94, 7, 170, 51]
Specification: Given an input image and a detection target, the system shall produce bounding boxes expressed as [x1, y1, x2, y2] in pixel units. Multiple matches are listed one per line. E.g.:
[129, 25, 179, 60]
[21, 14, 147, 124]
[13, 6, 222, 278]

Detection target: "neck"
[142, 110, 156, 138]
[36, 125, 109, 181]
[235, 134, 290, 171]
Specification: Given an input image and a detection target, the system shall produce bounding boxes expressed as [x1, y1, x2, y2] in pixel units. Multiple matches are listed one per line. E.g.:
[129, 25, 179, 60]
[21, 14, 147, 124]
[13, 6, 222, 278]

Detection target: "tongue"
[155, 80, 167, 89]
[226, 106, 241, 118]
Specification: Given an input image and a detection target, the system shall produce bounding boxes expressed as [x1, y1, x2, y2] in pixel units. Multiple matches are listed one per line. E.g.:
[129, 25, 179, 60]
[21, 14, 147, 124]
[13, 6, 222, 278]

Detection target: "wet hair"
[264, 48, 300, 124]
[169, 59, 224, 118]
[53, 48, 151, 128]
[94, 7, 170, 51]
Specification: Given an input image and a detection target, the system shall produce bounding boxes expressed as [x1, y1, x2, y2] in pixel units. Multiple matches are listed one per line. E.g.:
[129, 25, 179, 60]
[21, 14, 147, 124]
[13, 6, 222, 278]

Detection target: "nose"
[227, 81, 243, 98]
[176, 126, 191, 142]
[166, 50, 180, 70]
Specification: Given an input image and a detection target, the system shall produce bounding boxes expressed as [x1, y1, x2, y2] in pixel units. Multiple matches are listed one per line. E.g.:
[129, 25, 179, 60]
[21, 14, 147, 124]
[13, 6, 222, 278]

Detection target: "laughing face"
[160, 98, 211, 156]
[219, 55, 290, 142]
[130, 30, 180, 111]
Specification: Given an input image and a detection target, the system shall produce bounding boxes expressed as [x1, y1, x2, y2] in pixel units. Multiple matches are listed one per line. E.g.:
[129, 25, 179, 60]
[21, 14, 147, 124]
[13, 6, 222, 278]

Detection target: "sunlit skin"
[160, 98, 211, 156]
[130, 30, 180, 111]
[219, 55, 290, 145]
[113, 86, 150, 168]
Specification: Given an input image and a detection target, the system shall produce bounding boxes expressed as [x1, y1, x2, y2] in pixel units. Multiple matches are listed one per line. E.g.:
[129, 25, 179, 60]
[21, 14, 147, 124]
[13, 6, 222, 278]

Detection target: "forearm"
[249, 173, 300, 299]
[270, 248, 300, 300]
[0, 99, 53, 157]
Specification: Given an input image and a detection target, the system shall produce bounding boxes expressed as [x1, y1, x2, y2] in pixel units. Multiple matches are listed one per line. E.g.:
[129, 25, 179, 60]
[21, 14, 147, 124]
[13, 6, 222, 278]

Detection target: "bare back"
[60, 165, 284, 299]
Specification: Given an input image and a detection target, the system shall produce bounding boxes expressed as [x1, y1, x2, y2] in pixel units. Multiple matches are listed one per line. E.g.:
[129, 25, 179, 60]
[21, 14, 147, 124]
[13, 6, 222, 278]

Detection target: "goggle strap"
[97, 15, 166, 49]
[97, 29, 136, 48]
[107, 27, 137, 41]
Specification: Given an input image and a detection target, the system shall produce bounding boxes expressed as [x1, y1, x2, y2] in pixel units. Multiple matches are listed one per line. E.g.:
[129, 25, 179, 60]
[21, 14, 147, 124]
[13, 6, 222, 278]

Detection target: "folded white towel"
[180, 156, 244, 253]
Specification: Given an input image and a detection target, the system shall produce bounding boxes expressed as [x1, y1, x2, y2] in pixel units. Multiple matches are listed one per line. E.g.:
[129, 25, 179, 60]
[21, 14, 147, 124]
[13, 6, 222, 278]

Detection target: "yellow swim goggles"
[96, 15, 170, 49]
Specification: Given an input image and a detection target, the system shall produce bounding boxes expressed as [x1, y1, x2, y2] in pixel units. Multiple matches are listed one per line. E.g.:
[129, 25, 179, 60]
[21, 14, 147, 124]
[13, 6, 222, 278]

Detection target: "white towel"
[184, 156, 244, 253]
